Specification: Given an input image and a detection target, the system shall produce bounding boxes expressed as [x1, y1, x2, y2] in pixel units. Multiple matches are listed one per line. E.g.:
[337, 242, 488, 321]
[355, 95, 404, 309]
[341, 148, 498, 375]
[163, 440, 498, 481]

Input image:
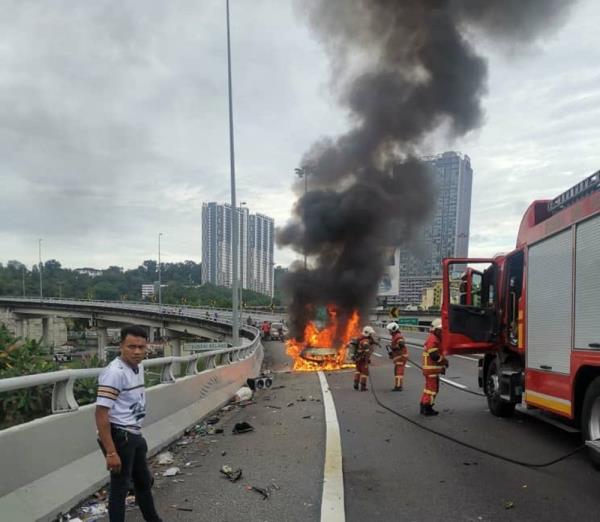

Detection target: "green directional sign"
[396, 317, 418, 326]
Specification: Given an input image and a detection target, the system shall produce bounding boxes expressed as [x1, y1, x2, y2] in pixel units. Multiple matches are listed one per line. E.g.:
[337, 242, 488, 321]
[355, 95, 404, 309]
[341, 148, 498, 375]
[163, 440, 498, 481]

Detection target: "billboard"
[378, 247, 399, 296]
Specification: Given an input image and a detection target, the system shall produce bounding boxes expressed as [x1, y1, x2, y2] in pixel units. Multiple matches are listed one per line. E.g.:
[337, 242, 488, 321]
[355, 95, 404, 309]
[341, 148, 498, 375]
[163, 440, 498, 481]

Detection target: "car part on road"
[232, 421, 254, 434]
[220, 465, 243, 482]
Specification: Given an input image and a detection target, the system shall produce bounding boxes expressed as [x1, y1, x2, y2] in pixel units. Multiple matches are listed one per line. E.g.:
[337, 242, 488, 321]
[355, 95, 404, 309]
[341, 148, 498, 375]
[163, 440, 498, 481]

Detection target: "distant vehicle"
[270, 322, 287, 341]
[53, 345, 73, 363]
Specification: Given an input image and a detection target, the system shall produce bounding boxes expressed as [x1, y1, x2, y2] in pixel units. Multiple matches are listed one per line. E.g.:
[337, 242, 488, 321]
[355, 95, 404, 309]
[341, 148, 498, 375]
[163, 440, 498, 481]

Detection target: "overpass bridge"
[0, 300, 597, 521]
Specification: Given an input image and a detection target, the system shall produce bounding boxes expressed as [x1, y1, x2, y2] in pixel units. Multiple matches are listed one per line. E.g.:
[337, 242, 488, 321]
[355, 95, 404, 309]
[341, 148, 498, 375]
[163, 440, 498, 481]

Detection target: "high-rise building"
[247, 213, 275, 296]
[201, 202, 274, 297]
[391, 151, 473, 306]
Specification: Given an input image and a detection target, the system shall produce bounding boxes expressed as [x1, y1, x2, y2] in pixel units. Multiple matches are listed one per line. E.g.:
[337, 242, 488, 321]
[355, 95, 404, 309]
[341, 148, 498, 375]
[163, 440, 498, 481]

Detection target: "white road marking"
[440, 377, 468, 389]
[373, 352, 383, 357]
[318, 371, 346, 522]
[405, 364, 412, 368]
[453, 354, 480, 362]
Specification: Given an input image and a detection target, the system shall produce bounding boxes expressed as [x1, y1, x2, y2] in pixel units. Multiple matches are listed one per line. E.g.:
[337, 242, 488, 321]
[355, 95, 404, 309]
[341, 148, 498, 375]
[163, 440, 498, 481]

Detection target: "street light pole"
[294, 167, 310, 270]
[158, 232, 163, 308]
[22, 267, 25, 297]
[38, 238, 43, 299]
[226, 0, 240, 346]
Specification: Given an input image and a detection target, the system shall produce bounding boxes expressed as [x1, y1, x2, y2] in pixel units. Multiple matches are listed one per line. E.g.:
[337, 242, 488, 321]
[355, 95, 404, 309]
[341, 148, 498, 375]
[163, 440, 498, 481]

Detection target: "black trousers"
[106, 426, 162, 522]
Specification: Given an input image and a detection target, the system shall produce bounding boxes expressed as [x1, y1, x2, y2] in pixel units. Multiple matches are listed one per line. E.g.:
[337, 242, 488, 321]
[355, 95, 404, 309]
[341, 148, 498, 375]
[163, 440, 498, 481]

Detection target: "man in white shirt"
[95, 325, 162, 522]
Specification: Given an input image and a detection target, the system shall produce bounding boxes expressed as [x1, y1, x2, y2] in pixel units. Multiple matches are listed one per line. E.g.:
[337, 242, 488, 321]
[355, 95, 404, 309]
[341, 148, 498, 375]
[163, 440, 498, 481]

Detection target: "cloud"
[0, 0, 598, 274]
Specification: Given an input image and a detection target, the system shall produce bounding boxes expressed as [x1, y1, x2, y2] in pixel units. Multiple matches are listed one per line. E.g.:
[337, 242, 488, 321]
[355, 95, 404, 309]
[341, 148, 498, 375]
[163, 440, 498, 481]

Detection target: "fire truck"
[441, 170, 600, 464]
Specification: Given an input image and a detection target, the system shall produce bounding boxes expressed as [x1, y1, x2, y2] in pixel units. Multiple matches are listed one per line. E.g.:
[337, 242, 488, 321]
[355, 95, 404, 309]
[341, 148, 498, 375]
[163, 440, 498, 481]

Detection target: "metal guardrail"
[0, 296, 287, 318]
[0, 297, 262, 416]
[0, 340, 259, 414]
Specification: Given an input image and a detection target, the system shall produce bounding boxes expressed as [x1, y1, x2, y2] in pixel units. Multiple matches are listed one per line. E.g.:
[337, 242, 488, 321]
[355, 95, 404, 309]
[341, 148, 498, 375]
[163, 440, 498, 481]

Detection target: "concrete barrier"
[0, 345, 263, 522]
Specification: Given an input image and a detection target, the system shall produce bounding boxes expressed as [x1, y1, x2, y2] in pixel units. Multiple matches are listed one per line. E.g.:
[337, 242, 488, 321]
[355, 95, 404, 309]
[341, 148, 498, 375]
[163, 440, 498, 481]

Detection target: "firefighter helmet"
[431, 318, 442, 330]
[386, 322, 400, 333]
[362, 326, 376, 337]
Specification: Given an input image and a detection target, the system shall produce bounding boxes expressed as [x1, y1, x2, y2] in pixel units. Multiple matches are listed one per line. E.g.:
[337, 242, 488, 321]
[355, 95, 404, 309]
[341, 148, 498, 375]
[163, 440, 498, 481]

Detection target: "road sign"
[389, 306, 400, 318]
[183, 342, 228, 352]
[397, 317, 418, 326]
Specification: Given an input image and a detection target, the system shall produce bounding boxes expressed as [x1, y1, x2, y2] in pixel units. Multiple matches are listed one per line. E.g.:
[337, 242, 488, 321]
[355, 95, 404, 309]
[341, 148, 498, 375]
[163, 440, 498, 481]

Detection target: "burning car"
[285, 308, 361, 371]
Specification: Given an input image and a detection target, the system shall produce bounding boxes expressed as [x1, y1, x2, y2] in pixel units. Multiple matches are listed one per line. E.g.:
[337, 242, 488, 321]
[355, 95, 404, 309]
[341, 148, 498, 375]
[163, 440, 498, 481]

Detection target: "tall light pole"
[226, 0, 240, 346]
[22, 267, 25, 297]
[294, 166, 311, 270]
[38, 238, 43, 299]
[158, 232, 163, 308]
[239, 201, 247, 323]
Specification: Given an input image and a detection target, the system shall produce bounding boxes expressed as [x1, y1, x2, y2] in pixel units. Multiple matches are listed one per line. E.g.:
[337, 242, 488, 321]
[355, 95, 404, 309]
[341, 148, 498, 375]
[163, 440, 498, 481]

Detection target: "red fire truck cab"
[441, 170, 600, 464]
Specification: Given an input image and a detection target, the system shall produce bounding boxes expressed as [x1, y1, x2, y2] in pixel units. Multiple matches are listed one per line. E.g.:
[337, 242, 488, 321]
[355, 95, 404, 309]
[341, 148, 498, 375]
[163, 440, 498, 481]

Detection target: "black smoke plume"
[279, 0, 577, 340]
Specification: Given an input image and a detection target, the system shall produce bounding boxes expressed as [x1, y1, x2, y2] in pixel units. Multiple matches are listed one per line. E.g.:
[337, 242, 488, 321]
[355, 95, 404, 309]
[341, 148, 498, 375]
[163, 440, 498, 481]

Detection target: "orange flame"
[285, 307, 361, 372]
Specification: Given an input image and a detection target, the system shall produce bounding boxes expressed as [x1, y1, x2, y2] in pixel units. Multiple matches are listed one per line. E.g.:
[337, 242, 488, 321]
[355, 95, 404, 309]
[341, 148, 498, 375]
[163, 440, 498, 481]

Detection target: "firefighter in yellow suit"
[420, 318, 448, 416]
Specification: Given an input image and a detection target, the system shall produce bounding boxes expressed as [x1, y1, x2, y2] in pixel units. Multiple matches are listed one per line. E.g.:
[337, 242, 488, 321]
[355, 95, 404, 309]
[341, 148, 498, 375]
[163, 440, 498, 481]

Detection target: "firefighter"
[386, 322, 408, 391]
[353, 326, 377, 391]
[419, 318, 448, 416]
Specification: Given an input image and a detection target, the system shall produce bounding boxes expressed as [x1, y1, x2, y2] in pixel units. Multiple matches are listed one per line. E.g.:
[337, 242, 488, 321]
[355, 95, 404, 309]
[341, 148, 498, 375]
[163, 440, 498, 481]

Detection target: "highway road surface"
[128, 336, 600, 522]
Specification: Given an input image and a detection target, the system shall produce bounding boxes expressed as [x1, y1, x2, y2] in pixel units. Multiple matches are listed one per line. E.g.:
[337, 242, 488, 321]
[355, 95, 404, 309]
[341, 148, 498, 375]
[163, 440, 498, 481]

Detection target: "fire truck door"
[441, 259, 499, 355]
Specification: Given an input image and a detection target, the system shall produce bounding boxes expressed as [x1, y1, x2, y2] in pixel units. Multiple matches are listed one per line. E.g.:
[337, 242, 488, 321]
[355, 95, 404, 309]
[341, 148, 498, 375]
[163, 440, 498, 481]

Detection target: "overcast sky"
[1, 0, 599, 270]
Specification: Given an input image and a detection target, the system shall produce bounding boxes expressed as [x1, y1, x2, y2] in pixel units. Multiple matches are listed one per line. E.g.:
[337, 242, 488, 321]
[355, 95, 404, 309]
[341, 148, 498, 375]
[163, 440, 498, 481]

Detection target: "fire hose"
[371, 339, 586, 468]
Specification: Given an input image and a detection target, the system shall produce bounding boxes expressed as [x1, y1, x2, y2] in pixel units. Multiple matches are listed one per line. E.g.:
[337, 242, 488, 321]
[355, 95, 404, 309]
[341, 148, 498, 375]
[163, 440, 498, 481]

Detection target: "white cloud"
[0, 0, 598, 271]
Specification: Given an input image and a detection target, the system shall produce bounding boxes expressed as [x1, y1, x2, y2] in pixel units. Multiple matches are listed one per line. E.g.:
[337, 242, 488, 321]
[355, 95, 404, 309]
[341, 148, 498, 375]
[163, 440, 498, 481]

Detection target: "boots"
[353, 382, 359, 390]
[392, 386, 403, 392]
[420, 404, 439, 416]
[360, 382, 368, 391]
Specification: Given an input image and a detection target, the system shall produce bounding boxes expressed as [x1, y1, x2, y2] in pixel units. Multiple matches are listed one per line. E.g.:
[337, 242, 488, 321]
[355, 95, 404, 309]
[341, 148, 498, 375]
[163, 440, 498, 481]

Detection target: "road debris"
[265, 405, 282, 410]
[247, 485, 270, 500]
[162, 467, 181, 477]
[156, 451, 175, 465]
[171, 505, 194, 512]
[232, 386, 253, 403]
[232, 421, 254, 434]
[504, 500, 515, 510]
[80, 502, 108, 517]
[206, 416, 220, 425]
[302, 415, 312, 419]
[220, 465, 243, 482]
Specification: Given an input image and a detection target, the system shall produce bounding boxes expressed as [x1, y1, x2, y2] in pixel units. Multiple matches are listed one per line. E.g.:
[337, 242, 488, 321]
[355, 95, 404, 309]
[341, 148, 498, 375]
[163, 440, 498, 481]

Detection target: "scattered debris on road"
[232, 421, 254, 434]
[220, 465, 243, 482]
[162, 467, 181, 477]
[156, 451, 174, 465]
[247, 485, 270, 500]
[504, 500, 515, 510]
[170, 505, 194, 512]
[232, 386, 253, 403]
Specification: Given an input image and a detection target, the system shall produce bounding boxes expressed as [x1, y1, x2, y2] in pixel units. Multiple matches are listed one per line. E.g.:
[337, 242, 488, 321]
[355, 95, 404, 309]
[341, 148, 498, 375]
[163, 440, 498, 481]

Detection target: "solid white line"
[440, 377, 467, 389]
[453, 354, 480, 362]
[318, 371, 346, 522]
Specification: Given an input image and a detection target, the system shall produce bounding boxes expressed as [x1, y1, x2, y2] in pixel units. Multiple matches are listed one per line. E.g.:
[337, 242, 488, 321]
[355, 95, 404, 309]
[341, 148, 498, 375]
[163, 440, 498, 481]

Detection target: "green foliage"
[0, 259, 286, 306]
[71, 354, 105, 406]
[0, 325, 58, 428]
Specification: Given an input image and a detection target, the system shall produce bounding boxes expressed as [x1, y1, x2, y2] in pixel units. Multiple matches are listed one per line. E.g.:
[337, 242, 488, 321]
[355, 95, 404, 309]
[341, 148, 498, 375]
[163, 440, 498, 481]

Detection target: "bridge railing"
[0, 296, 287, 318]
[0, 338, 258, 414]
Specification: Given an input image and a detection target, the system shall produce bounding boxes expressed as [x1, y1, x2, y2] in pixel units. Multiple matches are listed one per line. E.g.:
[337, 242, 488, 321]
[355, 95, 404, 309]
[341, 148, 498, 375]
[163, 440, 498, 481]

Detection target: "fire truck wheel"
[581, 377, 600, 469]
[486, 359, 515, 418]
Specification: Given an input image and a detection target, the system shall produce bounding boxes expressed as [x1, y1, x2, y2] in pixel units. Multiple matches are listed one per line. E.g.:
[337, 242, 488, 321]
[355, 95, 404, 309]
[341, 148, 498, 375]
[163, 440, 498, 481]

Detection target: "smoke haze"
[279, 0, 577, 339]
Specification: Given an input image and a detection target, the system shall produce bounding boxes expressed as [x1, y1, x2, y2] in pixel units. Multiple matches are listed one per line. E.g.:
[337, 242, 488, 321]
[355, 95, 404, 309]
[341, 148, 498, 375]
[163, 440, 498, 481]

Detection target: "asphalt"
[125, 334, 600, 522]
[128, 340, 325, 522]
[329, 340, 600, 521]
